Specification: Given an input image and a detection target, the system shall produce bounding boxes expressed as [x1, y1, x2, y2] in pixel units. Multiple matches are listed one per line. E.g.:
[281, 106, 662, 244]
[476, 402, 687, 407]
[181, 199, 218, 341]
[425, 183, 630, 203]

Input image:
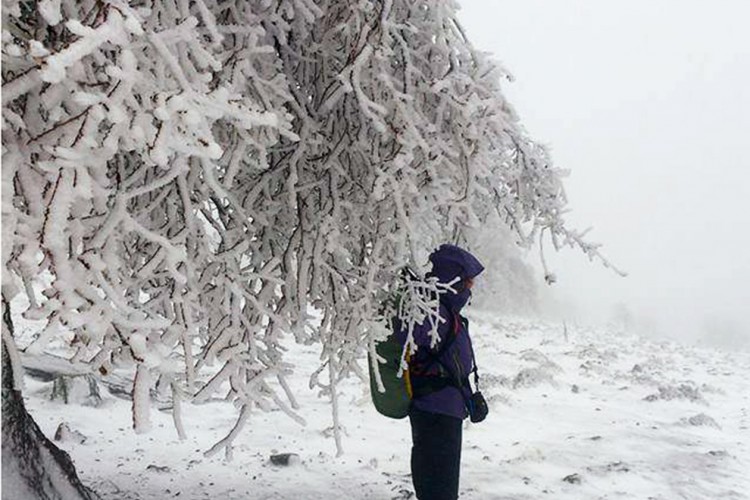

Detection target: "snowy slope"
[21, 312, 750, 499]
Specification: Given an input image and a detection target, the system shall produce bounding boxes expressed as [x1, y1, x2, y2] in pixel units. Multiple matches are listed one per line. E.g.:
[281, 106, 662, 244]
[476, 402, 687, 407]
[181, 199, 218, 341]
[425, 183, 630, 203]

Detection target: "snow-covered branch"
[3, 0, 613, 456]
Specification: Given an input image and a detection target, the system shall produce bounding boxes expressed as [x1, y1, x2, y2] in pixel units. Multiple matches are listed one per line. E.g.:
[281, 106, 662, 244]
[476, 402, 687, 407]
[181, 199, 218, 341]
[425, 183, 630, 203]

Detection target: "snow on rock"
[679, 413, 722, 429]
[561, 473, 582, 484]
[643, 383, 707, 404]
[519, 349, 563, 373]
[145, 464, 171, 474]
[511, 366, 557, 389]
[269, 453, 301, 467]
[54, 422, 87, 444]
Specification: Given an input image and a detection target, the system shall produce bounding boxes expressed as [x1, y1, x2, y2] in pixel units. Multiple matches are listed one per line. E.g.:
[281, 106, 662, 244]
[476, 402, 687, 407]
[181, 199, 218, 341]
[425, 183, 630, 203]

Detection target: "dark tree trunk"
[2, 298, 99, 500]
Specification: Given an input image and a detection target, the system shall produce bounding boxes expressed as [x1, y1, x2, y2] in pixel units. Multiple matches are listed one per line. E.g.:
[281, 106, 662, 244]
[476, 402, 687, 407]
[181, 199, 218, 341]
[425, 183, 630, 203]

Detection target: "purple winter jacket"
[396, 245, 484, 420]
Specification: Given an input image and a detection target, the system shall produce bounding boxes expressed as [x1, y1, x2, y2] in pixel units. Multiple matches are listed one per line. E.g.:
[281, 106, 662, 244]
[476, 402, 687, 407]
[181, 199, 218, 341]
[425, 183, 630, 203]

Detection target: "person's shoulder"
[435, 301, 448, 320]
[437, 302, 454, 333]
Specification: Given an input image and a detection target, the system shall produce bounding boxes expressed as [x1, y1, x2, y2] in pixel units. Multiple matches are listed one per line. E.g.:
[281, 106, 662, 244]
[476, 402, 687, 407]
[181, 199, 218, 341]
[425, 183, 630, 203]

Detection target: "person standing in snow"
[396, 244, 485, 500]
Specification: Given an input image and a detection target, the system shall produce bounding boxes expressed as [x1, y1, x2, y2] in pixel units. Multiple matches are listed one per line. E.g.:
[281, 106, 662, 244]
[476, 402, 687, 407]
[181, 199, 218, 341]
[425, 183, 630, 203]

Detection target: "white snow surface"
[20, 312, 750, 499]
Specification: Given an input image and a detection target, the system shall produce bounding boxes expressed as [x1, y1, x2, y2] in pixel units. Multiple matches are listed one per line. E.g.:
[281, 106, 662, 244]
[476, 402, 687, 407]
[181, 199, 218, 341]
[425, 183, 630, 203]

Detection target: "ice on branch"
[2, 0, 613, 459]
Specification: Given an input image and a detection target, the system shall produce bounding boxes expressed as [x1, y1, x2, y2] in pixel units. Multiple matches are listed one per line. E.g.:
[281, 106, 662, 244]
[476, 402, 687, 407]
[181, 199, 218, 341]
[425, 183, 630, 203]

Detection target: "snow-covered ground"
[21, 311, 750, 499]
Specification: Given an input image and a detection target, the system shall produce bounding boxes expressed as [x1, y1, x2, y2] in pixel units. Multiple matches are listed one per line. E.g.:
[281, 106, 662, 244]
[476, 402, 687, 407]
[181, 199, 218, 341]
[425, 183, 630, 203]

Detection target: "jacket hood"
[427, 244, 484, 312]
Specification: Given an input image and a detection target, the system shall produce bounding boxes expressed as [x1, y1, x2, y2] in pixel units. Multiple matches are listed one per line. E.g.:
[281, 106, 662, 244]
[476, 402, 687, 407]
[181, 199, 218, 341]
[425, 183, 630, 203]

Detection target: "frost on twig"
[3, 0, 614, 455]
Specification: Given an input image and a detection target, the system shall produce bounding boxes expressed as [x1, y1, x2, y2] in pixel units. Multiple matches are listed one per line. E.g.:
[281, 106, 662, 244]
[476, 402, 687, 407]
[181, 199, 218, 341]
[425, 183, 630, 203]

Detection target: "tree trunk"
[1, 298, 99, 500]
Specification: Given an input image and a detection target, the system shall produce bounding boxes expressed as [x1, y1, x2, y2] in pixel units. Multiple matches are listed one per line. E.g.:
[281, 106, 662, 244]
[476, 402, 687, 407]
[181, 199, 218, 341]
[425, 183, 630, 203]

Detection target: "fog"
[458, 1, 750, 349]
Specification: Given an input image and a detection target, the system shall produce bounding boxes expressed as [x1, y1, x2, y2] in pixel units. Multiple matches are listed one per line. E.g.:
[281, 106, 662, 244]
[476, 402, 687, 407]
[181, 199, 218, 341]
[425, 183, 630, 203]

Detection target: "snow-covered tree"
[466, 211, 541, 315]
[2, 0, 619, 494]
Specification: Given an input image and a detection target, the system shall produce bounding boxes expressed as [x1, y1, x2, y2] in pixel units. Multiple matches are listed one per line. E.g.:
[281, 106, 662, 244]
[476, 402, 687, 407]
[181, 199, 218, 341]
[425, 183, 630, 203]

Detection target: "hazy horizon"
[458, 1, 750, 349]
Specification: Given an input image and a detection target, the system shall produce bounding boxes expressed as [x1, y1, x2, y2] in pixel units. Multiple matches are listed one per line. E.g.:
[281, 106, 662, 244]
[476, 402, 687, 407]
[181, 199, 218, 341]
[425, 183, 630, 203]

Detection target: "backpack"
[367, 267, 489, 423]
[368, 317, 462, 419]
[367, 320, 413, 419]
[367, 267, 423, 419]
[368, 269, 461, 419]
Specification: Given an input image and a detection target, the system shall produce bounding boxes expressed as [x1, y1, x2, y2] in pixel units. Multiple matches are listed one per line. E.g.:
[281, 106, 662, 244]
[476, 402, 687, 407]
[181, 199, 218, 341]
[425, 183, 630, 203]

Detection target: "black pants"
[409, 408, 463, 500]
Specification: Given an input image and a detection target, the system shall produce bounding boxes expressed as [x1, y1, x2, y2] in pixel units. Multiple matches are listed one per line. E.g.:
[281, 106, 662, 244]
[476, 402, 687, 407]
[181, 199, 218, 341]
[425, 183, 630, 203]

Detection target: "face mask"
[443, 283, 472, 311]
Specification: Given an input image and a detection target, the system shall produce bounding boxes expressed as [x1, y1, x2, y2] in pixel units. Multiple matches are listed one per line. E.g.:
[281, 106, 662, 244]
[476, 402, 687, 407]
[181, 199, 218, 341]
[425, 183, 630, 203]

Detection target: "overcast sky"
[457, 1, 750, 348]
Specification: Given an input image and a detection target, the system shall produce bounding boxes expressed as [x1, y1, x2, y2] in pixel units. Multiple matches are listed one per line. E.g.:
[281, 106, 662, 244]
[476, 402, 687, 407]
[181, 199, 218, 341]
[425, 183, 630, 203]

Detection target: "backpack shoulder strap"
[422, 308, 481, 391]
[413, 305, 459, 369]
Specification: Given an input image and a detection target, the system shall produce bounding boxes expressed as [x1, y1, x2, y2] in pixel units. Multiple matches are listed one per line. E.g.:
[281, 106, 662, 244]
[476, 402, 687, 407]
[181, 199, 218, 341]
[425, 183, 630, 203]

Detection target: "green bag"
[368, 266, 421, 419]
[368, 328, 412, 419]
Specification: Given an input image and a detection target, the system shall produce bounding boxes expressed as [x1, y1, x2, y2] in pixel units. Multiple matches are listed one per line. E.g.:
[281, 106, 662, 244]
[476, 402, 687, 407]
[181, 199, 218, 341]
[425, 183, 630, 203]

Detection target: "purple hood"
[428, 244, 484, 312]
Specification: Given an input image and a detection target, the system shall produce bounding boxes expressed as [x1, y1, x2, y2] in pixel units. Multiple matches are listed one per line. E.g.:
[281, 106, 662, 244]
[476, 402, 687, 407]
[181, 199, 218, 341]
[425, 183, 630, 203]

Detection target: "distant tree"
[610, 302, 635, 332]
[467, 211, 540, 315]
[2, 0, 619, 496]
